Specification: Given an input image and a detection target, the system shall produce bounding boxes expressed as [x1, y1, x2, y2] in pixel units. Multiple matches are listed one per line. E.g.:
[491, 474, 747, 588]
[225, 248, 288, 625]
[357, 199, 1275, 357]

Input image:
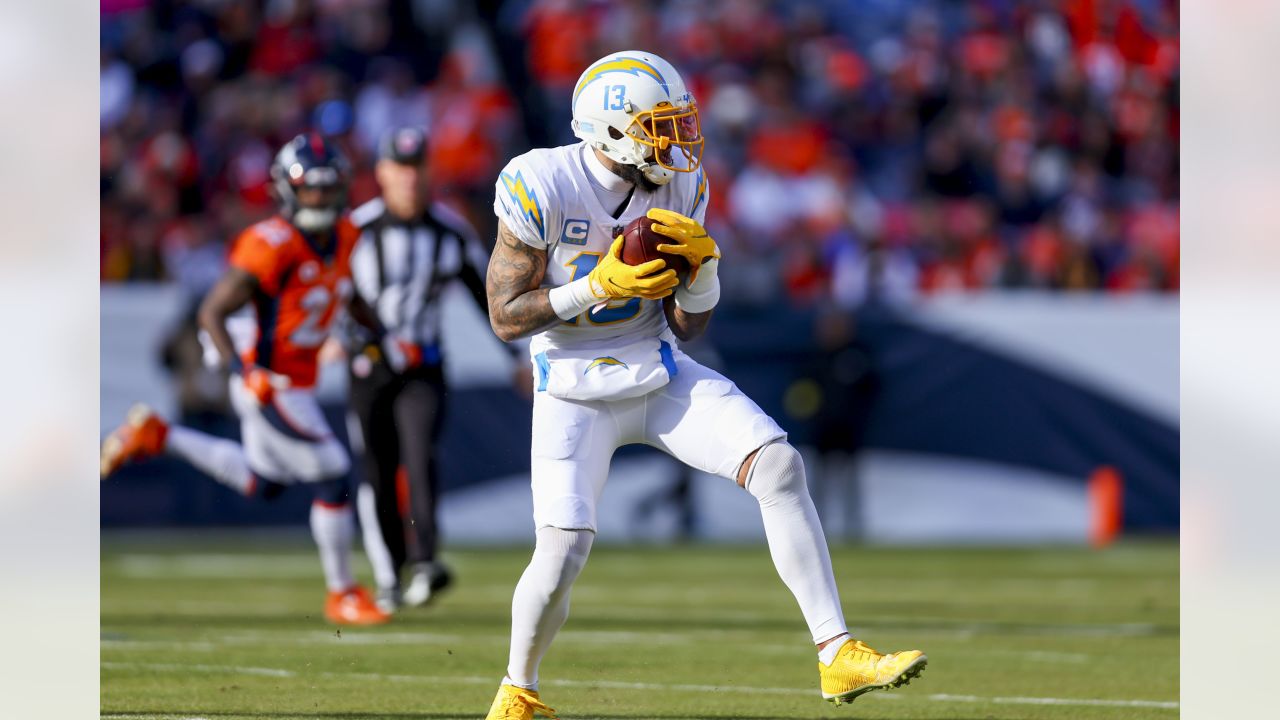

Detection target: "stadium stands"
[101, 0, 1178, 298]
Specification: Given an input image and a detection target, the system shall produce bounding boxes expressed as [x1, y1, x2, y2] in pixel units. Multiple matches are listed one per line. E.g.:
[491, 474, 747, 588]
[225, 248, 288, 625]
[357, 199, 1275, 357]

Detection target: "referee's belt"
[362, 342, 442, 367]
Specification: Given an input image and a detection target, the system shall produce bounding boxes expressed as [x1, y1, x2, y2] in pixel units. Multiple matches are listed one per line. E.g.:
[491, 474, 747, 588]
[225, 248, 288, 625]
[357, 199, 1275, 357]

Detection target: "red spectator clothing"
[250, 21, 320, 77]
[524, 3, 597, 88]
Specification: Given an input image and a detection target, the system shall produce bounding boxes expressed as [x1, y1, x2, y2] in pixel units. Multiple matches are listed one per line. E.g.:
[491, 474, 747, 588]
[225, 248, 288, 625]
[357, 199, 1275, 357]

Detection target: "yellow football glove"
[588, 236, 680, 301]
[647, 207, 721, 285]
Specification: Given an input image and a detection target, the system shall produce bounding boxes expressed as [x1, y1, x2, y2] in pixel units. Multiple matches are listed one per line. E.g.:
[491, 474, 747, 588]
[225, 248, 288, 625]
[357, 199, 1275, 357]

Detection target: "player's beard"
[617, 162, 663, 193]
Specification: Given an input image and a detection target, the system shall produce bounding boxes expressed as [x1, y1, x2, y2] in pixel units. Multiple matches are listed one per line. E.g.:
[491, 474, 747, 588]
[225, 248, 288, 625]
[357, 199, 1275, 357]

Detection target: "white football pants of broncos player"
[163, 378, 357, 595]
[504, 346, 849, 690]
[165, 322, 357, 594]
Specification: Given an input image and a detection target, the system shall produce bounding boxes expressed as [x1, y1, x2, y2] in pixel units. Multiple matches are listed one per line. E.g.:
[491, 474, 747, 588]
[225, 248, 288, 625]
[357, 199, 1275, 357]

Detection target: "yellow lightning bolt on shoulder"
[500, 171, 544, 240]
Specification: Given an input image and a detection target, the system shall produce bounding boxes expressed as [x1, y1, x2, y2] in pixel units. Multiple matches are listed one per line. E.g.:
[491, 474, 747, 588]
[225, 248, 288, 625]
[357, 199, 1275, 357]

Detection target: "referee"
[347, 126, 522, 612]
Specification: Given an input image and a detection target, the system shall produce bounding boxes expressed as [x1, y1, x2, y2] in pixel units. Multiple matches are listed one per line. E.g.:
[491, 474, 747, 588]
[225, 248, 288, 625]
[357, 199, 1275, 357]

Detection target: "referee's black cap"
[378, 126, 428, 165]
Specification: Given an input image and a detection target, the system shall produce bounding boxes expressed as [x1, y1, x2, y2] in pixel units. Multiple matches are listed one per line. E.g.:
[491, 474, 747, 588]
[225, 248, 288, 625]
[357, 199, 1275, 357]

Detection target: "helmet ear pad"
[598, 127, 674, 186]
[584, 124, 647, 168]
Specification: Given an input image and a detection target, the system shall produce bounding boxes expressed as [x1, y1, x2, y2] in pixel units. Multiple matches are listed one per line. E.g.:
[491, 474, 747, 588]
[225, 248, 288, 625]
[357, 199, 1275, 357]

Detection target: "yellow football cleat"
[485, 683, 557, 720]
[819, 638, 927, 705]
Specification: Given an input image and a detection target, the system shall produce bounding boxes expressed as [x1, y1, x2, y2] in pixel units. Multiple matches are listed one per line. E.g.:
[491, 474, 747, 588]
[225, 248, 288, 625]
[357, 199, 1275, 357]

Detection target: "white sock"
[744, 442, 848, 644]
[357, 483, 398, 591]
[502, 675, 536, 692]
[506, 527, 594, 688]
[818, 633, 851, 665]
[165, 425, 253, 494]
[310, 501, 356, 592]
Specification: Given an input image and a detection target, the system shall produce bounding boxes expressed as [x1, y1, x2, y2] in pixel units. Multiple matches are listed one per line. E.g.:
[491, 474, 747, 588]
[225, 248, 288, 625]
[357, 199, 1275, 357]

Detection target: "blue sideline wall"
[101, 285, 1178, 541]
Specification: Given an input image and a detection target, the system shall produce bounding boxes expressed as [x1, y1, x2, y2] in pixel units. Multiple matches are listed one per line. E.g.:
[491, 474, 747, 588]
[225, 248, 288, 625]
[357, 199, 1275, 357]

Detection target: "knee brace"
[312, 478, 350, 506]
[743, 441, 808, 508]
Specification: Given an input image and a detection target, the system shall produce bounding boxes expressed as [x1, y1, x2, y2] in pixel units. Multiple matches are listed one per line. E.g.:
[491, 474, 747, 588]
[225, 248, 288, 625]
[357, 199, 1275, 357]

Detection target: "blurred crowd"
[101, 0, 1179, 304]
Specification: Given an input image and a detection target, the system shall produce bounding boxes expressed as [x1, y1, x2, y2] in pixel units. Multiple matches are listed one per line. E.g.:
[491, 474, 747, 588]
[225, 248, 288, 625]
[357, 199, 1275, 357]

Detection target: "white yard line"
[101, 715, 212, 720]
[104, 662, 293, 678]
[929, 692, 1178, 709]
[102, 661, 1177, 710]
[101, 632, 1095, 666]
[112, 553, 321, 579]
[101, 716, 212, 720]
[988, 649, 1091, 663]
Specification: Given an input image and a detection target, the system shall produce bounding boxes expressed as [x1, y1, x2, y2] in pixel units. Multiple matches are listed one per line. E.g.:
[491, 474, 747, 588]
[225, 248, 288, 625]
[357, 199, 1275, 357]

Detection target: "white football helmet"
[570, 50, 704, 186]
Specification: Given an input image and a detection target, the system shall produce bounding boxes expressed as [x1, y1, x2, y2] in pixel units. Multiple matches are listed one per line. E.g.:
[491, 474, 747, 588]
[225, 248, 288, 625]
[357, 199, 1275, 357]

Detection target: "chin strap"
[640, 163, 674, 186]
[595, 141, 675, 187]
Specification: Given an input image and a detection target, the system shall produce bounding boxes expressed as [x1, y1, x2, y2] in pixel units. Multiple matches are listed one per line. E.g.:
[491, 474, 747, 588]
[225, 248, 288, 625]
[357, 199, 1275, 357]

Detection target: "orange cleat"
[100, 404, 169, 479]
[325, 585, 391, 625]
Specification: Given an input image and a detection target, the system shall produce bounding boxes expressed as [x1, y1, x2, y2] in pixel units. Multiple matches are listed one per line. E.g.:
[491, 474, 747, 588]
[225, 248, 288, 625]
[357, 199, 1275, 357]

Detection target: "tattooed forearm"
[663, 295, 712, 342]
[486, 221, 562, 341]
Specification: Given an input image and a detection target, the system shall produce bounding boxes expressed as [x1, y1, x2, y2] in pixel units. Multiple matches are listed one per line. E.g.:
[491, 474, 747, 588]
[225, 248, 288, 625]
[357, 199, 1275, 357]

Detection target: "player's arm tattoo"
[198, 267, 257, 370]
[663, 295, 712, 342]
[486, 220, 561, 341]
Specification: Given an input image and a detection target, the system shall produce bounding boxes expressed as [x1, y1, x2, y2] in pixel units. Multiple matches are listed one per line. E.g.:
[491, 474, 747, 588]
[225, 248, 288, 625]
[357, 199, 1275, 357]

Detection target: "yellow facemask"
[624, 102, 705, 173]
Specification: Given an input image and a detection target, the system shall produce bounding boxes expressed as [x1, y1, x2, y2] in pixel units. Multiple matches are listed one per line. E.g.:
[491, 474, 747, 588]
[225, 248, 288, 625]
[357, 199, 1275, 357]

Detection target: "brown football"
[620, 215, 691, 276]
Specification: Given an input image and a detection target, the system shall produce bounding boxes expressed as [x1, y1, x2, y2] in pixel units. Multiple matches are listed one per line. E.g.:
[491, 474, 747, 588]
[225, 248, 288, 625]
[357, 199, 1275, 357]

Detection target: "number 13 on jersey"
[563, 252, 641, 325]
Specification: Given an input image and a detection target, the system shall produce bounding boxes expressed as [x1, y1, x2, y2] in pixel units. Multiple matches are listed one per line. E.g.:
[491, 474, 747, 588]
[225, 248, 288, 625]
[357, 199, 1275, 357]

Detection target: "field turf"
[102, 531, 1178, 719]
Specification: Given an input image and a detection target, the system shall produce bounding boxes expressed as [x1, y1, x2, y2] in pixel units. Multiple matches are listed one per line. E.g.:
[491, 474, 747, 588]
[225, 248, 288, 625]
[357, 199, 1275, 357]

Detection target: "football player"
[481, 51, 927, 718]
[101, 133, 404, 625]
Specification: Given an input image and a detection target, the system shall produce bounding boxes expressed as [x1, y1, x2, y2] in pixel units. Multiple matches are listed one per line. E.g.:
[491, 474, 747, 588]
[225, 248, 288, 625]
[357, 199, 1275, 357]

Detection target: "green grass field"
[102, 531, 1178, 719]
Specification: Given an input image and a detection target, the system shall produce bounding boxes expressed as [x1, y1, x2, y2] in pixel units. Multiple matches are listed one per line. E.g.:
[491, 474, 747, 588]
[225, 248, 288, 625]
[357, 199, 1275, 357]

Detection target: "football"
[620, 215, 691, 276]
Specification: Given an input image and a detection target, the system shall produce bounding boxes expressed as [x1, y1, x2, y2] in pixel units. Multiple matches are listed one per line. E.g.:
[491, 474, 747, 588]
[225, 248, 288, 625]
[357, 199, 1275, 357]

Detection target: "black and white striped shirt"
[349, 198, 491, 351]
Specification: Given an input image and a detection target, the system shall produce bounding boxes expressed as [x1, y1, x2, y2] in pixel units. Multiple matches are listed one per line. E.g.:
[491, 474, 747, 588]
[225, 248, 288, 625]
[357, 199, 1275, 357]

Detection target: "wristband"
[548, 276, 601, 321]
[674, 274, 720, 313]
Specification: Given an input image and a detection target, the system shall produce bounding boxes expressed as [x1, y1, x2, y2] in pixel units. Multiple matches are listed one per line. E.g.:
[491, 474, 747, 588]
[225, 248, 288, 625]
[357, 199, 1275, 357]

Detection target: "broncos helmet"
[269, 133, 350, 233]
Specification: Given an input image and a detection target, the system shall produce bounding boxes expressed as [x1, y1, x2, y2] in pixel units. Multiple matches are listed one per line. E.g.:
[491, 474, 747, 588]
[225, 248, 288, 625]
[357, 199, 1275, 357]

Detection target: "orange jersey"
[228, 215, 359, 388]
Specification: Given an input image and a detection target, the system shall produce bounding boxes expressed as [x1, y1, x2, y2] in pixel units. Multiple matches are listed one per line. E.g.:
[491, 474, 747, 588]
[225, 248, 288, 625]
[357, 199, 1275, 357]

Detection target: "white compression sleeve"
[505, 527, 595, 689]
[745, 442, 848, 644]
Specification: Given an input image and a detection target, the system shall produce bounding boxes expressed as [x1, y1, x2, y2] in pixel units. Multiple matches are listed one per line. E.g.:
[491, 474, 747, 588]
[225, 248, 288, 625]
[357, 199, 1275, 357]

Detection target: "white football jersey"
[493, 142, 709, 357]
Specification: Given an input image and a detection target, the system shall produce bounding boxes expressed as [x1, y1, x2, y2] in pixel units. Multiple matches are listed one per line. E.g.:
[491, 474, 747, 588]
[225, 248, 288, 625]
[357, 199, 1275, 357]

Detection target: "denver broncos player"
[481, 51, 927, 718]
[101, 134, 402, 625]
